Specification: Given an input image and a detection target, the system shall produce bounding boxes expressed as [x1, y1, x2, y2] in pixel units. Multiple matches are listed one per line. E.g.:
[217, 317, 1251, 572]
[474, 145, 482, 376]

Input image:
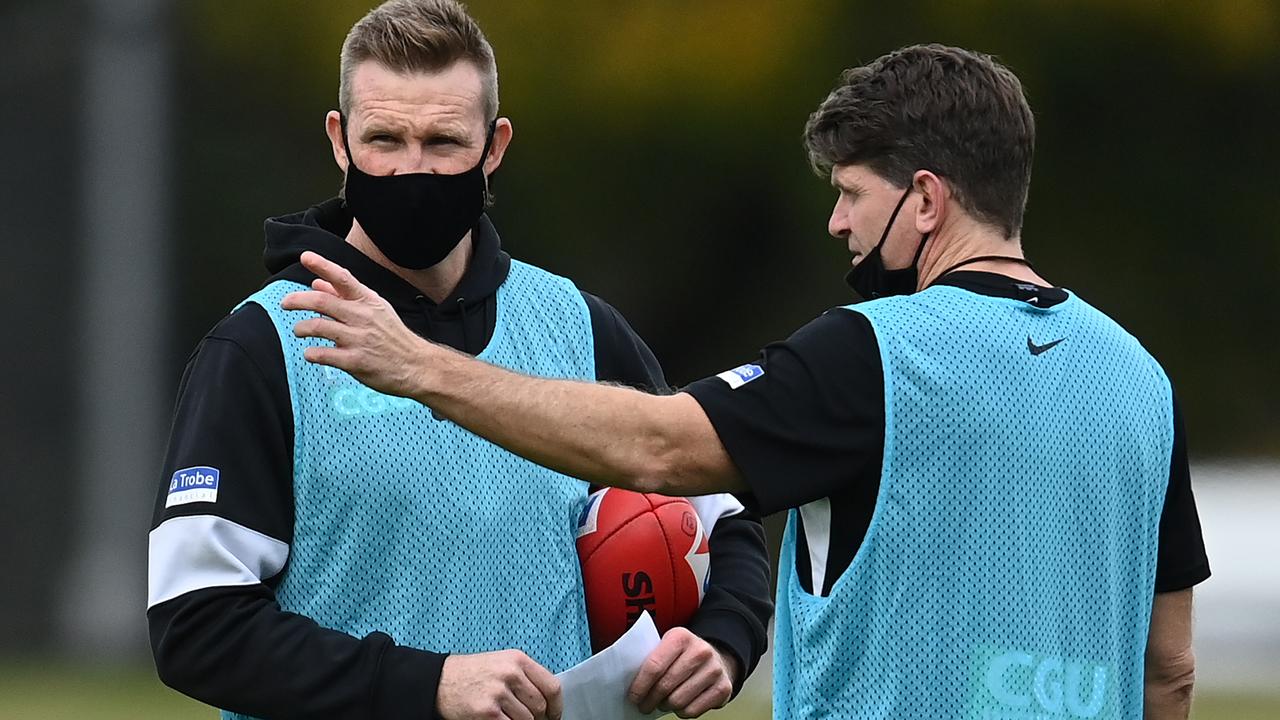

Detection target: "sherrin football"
[576, 488, 710, 652]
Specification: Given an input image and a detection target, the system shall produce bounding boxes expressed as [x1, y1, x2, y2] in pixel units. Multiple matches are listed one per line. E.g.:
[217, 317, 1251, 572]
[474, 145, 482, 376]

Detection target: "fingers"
[505, 678, 545, 720]
[281, 289, 357, 323]
[301, 345, 360, 373]
[504, 655, 560, 720]
[629, 631, 682, 706]
[522, 657, 563, 720]
[631, 629, 732, 716]
[673, 682, 732, 718]
[498, 694, 534, 720]
[661, 661, 730, 717]
[638, 647, 704, 713]
[311, 277, 340, 296]
[436, 651, 560, 720]
[292, 316, 350, 345]
[299, 251, 369, 300]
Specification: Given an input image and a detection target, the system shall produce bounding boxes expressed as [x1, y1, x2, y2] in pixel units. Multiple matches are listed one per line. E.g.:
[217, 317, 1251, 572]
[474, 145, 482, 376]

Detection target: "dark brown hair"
[804, 44, 1035, 238]
[339, 0, 498, 121]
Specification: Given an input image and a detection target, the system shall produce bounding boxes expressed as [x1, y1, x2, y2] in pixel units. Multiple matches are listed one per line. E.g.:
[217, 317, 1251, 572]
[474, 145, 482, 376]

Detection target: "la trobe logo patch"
[166, 466, 220, 508]
[716, 363, 764, 390]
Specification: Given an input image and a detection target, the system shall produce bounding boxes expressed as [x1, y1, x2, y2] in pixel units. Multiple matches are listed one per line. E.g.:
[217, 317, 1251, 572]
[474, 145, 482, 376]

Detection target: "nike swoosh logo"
[1027, 336, 1065, 356]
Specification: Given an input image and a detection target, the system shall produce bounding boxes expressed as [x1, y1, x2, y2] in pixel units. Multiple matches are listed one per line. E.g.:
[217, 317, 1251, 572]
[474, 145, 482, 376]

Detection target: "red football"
[576, 488, 710, 652]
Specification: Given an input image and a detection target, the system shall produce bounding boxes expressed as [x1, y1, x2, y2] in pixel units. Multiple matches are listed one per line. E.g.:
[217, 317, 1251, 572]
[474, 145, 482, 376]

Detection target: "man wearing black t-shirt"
[285, 44, 1208, 719]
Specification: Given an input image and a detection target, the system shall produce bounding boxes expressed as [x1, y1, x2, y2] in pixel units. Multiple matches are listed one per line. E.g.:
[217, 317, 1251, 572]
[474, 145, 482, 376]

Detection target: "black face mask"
[341, 116, 495, 270]
[845, 185, 930, 300]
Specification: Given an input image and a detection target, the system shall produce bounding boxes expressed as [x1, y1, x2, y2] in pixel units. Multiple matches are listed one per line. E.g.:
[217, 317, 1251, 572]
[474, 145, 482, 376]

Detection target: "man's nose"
[390, 146, 436, 175]
[828, 205, 850, 240]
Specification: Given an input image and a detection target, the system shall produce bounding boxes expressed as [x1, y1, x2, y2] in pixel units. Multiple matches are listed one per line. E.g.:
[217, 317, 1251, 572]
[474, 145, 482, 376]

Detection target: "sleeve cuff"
[1154, 560, 1212, 594]
[681, 384, 786, 516]
[371, 640, 448, 720]
[686, 609, 761, 698]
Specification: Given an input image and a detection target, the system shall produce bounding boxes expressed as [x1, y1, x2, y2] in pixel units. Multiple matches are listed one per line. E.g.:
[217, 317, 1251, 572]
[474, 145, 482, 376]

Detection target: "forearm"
[1145, 589, 1196, 720]
[1143, 656, 1194, 720]
[150, 586, 444, 719]
[409, 340, 742, 495]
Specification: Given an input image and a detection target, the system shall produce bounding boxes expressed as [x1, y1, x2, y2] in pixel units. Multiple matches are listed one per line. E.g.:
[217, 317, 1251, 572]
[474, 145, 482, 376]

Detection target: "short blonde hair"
[339, 0, 498, 121]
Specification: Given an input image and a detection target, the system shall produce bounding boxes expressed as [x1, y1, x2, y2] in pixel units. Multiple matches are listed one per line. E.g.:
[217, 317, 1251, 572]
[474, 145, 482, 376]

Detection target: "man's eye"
[427, 136, 462, 146]
[369, 135, 398, 145]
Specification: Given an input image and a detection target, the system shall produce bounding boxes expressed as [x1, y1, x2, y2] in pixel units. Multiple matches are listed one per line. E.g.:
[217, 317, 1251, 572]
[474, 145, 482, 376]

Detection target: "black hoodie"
[147, 200, 773, 720]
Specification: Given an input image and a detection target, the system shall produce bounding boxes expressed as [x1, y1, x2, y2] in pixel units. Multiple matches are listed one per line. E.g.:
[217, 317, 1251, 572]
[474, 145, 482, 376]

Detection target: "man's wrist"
[714, 644, 741, 688]
[408, 338, 444, 401]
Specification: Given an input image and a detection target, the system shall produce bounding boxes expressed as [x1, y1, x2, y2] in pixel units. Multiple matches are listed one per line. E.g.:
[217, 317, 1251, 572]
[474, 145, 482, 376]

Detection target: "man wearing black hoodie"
[146, 3, 771, 720]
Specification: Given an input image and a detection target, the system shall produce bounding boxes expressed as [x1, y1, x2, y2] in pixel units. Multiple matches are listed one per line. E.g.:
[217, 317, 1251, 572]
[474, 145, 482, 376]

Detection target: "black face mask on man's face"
[845, 185, 930, 300]
[341, 116, 495, 270]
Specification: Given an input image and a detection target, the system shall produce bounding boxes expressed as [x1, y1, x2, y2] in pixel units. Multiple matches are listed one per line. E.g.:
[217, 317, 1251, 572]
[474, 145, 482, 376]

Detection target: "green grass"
[0, 664, 1274, 719]
[0, 664, 205, 720]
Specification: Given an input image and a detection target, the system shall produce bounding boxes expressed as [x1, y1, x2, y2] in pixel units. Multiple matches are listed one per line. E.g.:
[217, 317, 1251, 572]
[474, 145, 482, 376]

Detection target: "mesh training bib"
[225, 260, 595, 720]
[774, 285, 1173, 720]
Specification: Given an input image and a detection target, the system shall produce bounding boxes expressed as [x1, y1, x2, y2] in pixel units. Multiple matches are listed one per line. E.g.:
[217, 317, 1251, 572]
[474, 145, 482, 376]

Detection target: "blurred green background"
[1, 0, 1275, 717]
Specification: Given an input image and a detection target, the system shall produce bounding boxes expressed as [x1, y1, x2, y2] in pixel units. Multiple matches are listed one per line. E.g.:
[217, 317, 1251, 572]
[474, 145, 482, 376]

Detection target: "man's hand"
[438, 650, 563, 720]
[628, 627, 737, 718]
[281, 251, 435, 397]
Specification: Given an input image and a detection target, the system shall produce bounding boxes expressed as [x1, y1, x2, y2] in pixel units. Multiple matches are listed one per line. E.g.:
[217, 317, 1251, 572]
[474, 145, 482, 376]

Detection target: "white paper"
[556, 612, 668, 720]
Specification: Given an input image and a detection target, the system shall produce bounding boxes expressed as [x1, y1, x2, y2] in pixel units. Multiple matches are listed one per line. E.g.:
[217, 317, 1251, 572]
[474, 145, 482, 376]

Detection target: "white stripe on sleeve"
[687, 493, 746, 538]
[147, 515, 289, 609]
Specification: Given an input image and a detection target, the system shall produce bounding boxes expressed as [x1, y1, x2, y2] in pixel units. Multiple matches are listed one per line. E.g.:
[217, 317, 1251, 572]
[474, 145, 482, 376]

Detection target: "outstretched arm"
[282, 251, 745, 497]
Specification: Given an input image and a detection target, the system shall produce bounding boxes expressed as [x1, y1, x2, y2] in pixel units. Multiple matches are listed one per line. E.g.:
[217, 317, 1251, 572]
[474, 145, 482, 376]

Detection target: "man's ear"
[483, 117, 514, 177]
[912, 169, 948, 235]
[325, 110, 349, 173]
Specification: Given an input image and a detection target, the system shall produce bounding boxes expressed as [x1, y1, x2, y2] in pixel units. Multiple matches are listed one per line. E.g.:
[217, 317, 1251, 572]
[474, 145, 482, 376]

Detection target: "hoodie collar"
[262, 197, 511, 316]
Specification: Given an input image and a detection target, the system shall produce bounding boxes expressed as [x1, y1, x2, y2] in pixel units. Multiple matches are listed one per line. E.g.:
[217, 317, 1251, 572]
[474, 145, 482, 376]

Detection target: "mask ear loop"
[479, 119, 497, 161]
[879, 184, 932, 293]
[892, 183, 933, 276]
[338, 113, 358, 168]
[478, 119, 498, 205]
[875, 185, 916, 252]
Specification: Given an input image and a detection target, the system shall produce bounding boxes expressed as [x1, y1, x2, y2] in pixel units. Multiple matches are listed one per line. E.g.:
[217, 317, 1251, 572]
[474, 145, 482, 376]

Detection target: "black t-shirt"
[685, 271, 1211, 596]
